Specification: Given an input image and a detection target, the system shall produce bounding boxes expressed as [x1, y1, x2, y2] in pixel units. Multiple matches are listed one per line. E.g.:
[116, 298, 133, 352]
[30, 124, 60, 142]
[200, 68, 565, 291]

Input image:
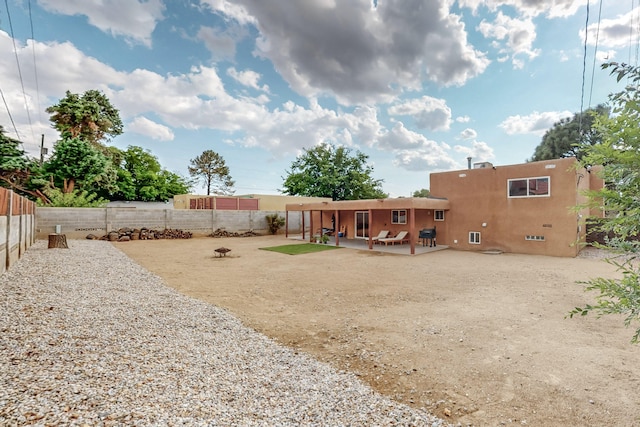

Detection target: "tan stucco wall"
[430, 157, 594, 257]
[239, 195, 332, 211]
[175, 194, 331, 210]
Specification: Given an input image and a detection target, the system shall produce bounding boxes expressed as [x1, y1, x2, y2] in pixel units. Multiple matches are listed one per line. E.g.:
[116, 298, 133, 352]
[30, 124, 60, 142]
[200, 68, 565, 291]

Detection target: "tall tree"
[188, 150, 235, 195]
[282, 143, 387, 200]
[121, 146, 191, 201]
[530, 104, 609, 162]
[43, 137, 115, 194]
[46, 90, 123, 146]
[568, 62, 640, 343]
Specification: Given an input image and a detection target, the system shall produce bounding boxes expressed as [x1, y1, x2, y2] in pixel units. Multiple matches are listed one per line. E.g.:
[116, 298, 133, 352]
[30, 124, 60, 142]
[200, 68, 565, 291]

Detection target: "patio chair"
[371, 230, 390, 244]
[378, 231, 410, 246]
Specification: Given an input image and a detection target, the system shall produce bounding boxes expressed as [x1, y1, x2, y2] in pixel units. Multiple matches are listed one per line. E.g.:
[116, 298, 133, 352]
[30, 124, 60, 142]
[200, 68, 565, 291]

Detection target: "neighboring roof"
[107, 199, 174, 209]
[286, 197, 450, 211]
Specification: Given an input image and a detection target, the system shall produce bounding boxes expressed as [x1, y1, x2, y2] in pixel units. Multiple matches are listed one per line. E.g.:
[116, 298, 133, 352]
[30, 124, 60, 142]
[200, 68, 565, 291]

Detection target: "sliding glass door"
[355, 211, 369, 238]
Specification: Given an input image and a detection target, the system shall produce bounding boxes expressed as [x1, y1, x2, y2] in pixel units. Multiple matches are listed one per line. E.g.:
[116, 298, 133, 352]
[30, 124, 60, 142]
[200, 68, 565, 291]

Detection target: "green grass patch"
[259, 243, 342, 255]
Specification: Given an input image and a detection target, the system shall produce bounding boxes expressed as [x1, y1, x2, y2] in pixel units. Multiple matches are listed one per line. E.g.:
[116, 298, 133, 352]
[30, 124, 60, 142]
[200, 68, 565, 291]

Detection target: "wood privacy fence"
[0, 188, 36, 274]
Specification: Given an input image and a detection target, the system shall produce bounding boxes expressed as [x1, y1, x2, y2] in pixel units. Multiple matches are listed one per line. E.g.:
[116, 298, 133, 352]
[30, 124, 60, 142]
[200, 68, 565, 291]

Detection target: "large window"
[508, 176, 550, 198]
[391, 210, 407, 224]
[469, 231, 481, 244]
[434, 210, 444, 221]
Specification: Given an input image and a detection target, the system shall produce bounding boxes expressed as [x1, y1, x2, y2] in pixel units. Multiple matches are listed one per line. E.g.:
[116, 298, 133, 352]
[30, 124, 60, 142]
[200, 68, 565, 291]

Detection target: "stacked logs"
[209, 228, 261, 238]
[87, 227, 193, 242]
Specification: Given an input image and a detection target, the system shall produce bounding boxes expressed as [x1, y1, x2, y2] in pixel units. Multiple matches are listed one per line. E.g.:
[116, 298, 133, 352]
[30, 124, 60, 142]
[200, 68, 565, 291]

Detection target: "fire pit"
[214, 247, 231, 257]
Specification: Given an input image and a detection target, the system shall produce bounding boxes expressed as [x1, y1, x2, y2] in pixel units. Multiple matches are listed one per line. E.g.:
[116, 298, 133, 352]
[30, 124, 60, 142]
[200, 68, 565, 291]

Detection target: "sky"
[1, 0, 638, 197]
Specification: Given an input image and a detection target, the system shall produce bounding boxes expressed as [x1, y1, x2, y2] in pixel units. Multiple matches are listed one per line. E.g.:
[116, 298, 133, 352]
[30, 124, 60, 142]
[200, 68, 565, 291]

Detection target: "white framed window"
[434, 210, 444, 221]
[391, 209, 407, 224]
[508, 176, 550, 198]
[469, 231, 481, 244]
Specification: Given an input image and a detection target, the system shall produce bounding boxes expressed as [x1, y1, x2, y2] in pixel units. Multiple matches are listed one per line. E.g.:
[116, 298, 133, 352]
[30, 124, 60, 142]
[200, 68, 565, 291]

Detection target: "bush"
[265, 214, 285, 235]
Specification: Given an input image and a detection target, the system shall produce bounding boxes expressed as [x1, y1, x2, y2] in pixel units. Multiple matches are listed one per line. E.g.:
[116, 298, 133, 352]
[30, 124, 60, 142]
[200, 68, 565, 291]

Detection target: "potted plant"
[321, 234, 330, 244]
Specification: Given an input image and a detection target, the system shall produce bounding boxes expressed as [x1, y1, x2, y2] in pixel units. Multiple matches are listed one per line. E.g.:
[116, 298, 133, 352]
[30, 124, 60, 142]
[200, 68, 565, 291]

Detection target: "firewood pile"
[86, 227, 193, 242]
[209, 228, 261, 238]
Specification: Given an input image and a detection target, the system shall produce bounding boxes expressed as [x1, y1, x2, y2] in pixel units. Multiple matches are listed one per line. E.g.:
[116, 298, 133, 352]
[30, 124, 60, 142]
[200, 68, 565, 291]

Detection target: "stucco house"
[285, 157, 603, 257]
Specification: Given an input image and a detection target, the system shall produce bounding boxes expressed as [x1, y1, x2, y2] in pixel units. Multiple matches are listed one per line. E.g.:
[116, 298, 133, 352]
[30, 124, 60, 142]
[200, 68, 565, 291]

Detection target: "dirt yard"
[113, 236, 639, 426]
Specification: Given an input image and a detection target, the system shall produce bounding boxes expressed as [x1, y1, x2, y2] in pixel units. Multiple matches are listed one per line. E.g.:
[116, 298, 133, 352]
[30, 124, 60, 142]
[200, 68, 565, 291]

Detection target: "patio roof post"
[285, 210, 289, 238]
[368, 208, 373, 250]
[334, 209, 340, 246]
[410, 207, 416, 255]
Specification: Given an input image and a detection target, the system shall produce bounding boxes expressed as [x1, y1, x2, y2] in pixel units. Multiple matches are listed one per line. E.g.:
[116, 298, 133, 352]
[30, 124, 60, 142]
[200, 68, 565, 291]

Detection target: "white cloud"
[197, 26, 238, 60]
[458, 128, 477, 140]
[227, 68, 269, 92]
[38, 0, 165, 47]
[454, 140, 495, 163]
[477, 12, 540, 68]
[459, 0, 587, 18]
[456, 115, 471, 123]
[127, 116, 174, 141]
[499, 110, 573, 136]
[210, 0, 489, 105]
[584, 7, 640, 49]
[388, 96, 452, 131]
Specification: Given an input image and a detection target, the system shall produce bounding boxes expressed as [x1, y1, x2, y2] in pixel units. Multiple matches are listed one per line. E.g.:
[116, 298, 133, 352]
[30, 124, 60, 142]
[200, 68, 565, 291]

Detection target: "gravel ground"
[1, 240, 448, 426]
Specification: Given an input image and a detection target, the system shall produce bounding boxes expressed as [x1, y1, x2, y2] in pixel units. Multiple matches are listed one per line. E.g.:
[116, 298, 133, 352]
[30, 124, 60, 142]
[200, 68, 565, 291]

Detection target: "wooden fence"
[0, 188, 36, 274]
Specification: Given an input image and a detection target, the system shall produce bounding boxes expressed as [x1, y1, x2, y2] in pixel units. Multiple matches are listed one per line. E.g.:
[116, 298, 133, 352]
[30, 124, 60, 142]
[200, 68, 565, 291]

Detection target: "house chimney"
[467, 157, 472, 169]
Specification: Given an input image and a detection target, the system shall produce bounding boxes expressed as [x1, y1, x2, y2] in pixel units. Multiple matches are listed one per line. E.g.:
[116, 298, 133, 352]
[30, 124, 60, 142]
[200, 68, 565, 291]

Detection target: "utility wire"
[0, 86, 20, 140]
[28, 0, 42, 125]
[587, 0, 603, 108]
[579, 0, 590, 138]
[4, 0, 36, 144]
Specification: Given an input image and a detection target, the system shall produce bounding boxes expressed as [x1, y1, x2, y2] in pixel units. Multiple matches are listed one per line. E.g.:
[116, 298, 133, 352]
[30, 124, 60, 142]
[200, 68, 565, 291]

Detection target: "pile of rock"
[209, 228, 261, 238]
[86, 227, 193, 242]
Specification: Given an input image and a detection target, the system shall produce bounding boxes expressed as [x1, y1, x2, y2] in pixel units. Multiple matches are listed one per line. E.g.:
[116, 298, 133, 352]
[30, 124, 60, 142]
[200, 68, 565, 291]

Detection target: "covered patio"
[285, 197, 451, 255]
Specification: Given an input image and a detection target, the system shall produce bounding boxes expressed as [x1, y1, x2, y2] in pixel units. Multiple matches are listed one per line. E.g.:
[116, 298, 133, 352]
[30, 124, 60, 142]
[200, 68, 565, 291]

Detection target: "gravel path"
[1, 240, 447, 426]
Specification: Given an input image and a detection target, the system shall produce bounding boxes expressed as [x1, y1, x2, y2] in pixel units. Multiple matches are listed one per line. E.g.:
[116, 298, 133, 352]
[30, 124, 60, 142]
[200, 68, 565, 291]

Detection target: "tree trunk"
[48, 233, 69, 249]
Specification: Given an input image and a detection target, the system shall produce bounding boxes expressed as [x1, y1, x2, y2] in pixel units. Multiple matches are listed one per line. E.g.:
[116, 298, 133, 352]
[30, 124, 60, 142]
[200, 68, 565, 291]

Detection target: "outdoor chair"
[371, 230, 390, 244]
[378, 231, 410, 246]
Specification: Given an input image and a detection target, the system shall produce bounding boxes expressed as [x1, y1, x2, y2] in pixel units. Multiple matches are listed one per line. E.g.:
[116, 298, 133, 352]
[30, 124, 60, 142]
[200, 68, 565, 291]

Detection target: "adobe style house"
[285, 157, 603, 257]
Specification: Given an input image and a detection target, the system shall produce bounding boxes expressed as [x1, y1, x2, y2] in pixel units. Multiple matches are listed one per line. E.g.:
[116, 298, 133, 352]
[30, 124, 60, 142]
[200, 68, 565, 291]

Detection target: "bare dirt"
[113, 236, 640, 426]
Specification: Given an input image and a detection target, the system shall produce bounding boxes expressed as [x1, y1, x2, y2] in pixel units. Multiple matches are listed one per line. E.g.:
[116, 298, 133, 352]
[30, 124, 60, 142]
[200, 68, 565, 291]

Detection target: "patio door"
[355, 211, 369, 238]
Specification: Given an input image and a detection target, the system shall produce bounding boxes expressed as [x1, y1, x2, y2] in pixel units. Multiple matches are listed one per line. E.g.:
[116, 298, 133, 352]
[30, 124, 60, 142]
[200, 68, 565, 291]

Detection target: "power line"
[4, 0, 36, 144]
[587, 0, 603, 108]
[0, 86, 20, 140]
[579, 0, 590, 137]
[28, 0, 42, 125]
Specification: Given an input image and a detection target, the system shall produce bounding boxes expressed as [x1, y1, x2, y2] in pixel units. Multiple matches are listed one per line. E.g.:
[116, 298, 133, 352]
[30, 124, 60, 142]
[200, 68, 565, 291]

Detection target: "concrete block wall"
[36, 208, 301, 239]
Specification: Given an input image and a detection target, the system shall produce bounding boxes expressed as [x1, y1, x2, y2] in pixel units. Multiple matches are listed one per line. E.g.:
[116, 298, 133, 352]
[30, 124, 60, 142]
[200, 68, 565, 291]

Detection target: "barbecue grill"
[419, 227, 436, 247]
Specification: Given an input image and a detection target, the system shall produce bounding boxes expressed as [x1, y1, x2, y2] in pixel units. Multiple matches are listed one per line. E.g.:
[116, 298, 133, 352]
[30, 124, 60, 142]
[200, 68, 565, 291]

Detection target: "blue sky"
[1, 0, 636, 197]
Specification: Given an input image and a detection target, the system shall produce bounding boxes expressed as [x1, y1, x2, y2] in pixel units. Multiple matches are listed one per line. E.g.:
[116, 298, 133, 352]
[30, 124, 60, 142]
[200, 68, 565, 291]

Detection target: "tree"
[120, 146, 191, 201]
[46, 90, 123, 146]
[43, 136, 114, 194]
[0, 126, 48, 202]
[568, 62, 640, 343]
[36, 187, 108, 207]
[412, 188, 431, 197]
[530, 104, 609, 162]
[188, 150, 235, 195]
[282, 143, 387, 200]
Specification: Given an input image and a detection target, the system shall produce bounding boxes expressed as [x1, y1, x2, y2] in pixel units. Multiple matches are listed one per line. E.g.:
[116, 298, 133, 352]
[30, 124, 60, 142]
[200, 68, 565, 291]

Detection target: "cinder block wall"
[36, 208, 301, 239]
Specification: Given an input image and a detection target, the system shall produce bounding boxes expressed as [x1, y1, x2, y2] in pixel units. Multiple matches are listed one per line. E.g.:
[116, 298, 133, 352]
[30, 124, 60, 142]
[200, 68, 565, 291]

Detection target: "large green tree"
[568, 62, 640, 343]
[282, 143, 387, 200]
[188, 150, 235, 195]
[46, 89, 123, 146]
[530, 104, 609, 162]
[119, 146, 191, 201]
[43, 137, 116, 194]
